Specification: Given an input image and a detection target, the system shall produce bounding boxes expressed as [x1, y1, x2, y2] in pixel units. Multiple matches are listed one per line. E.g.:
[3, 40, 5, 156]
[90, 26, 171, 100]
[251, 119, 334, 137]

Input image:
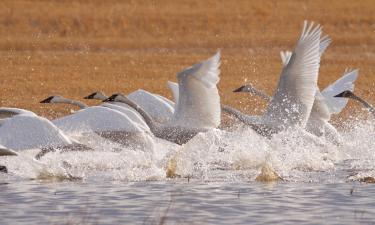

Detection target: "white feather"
[128, 89, 175, 123]
[265, 21, 321, 128]
[321, 69, 359, 114]
[171, 51, 221, 129]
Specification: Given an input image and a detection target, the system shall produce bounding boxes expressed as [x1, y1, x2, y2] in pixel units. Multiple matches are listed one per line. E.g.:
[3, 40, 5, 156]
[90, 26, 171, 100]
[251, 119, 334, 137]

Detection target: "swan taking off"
[84, 89, 175, 123]
[335, 90, 375, 116]
[223, 21, 322, 136]
[104, 51, 221, 144]
[40, 95, 154, 149]
[234, 69, 359, 139]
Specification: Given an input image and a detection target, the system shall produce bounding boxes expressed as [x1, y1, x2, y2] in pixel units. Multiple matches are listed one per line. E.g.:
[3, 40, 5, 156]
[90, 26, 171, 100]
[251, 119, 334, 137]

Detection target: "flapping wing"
[265, 21, 321, 128]
[171, 51, 221, 129]
[321, 69, 359, 114]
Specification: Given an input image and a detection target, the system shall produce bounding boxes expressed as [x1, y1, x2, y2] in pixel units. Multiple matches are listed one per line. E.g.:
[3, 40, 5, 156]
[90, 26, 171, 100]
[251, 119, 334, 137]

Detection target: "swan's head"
[233, 84, 259, 94]
[84, 91, 107, 100]
[40, 95, 63, 104]
[103, 93, 126, 102]
[334, 90, 355, 99]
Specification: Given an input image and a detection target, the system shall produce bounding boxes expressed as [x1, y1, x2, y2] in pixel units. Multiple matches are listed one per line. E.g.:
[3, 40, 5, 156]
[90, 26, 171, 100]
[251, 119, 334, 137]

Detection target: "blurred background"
[0, 0, 374, 120]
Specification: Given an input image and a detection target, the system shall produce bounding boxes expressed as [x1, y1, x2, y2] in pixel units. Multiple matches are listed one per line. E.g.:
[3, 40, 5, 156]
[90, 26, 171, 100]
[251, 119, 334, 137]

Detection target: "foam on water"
[0, 118, 374, 183]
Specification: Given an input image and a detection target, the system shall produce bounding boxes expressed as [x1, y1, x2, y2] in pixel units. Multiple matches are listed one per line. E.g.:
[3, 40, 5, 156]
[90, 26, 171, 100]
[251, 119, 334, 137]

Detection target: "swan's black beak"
[40, 96, 54, 103]
[0, 165, 7, 173]
[233, 85, 246, 92]
[334, 90, 353, 98]
[84, 93, 96, 99]
[103, 94, 117, 102]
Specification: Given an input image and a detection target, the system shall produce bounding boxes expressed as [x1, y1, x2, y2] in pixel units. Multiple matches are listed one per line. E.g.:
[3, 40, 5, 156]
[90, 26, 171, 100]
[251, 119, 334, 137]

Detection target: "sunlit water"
[1, 119, 375, 224]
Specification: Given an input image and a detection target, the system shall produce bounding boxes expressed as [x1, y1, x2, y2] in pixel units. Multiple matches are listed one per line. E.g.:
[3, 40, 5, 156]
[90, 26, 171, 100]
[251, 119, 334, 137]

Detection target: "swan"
[335, 90, 375, 116]
[40, 96, 153, 148]
[233, 70, 359, 141]
[0, 111, 85, 155]
[222, 21, 322, 136]
[233, 29, 359, 141]
[103, 51, 221, 144]
[41, 95, 149, 131]
[84, 89, 175, 123]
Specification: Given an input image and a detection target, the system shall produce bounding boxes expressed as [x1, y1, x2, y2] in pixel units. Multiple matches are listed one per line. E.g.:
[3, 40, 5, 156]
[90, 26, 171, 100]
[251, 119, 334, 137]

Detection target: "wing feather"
[321, 69, 359, 114]
[171, 51, 221, 129]
[265, 21, 321, 128]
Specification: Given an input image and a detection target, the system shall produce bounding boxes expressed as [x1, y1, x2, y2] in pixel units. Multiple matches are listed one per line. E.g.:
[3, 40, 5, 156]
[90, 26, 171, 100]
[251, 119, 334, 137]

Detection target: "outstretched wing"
[265, 21, 321, 128]
[321, 69, 359, 114]
[171, 51, 221, 129]
[280, 35, 331, 67]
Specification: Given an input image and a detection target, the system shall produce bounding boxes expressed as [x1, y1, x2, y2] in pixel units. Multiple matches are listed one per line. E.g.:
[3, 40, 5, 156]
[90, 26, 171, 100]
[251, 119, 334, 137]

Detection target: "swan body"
[223, 21, 322, 136]
[0, 113, 73, 151]
[233, 36, 358, 141]
[169, 51, 221, 129]
[41, 95, 150, 132]
[85, 90, 172, 126]
[127, 89, 175, 123]
[103, 51, 221, 144]
[0, 107, 36, 119]
[104, 94, 207, 145]
[52, 106, 144, 134]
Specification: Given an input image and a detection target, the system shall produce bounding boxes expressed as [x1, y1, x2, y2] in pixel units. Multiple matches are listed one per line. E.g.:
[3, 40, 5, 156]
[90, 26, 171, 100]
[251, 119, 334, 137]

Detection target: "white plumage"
[170, 51, 221, 129]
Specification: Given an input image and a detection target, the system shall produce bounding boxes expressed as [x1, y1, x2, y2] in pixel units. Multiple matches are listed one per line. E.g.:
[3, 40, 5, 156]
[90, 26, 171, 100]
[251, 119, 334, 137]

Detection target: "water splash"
[1, 118, 375, 183]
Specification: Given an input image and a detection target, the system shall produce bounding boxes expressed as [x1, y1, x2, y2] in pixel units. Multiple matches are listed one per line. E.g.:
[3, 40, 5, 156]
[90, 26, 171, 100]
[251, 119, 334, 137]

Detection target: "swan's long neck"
[221, 104, 273, 136]
[116, 96, 159, 132]
[58, 98, 87, 109]
[222, 104, 251, 123]
[95, 94, 108, 101]
[252, 89, 272, 102]
[351, 94, 375, 115]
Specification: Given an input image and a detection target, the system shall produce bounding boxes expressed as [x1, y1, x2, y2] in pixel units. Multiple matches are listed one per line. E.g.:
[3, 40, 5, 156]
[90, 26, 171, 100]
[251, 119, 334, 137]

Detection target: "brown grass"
[0, 0, 374, 121]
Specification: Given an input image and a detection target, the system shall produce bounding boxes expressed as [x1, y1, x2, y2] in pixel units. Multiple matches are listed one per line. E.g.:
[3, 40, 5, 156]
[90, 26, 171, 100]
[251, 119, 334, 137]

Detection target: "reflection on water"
[0, 181, 375, 224]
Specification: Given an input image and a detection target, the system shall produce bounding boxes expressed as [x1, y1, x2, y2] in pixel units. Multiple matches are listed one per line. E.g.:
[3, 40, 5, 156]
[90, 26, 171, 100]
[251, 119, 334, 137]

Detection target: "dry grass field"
[0, 0, 374, 122]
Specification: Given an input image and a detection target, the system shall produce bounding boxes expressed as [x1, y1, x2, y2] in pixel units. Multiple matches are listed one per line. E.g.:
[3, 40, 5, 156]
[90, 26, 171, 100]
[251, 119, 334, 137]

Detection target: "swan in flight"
[103, 51, 221, 144]
[222, 21, 322, 136]
[234, 69, 359, 140]
[84, 89, 175, 123]
[335, 90, 375, 116]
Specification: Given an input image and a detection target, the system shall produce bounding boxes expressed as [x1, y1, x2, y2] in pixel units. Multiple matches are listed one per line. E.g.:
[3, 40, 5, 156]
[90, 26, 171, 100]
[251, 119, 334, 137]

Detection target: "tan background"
[0, 0, 374, 122]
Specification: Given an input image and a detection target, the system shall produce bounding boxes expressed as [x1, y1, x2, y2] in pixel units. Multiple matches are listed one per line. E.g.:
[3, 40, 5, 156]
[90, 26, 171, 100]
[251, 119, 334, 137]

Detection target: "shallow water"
[1, 119, 375, 224]
[1, 181, 375, 224]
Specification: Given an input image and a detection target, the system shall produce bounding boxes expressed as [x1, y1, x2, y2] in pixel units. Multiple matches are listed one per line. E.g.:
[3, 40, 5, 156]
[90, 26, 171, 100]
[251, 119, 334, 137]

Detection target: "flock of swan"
[0, 21, 373, 173]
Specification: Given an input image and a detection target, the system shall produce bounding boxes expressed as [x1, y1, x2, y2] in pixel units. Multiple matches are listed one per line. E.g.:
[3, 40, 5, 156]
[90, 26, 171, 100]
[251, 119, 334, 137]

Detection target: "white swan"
[40, 96, 153, 148]
[233, 35, 359, 141]
[84, 89, 175, 123]
[234, 72, 359, 141]
[335, 90, 375, 116]
[103, 51, 221, 144]
[41, 95, 149, 131]
[0, 112, 74, 151]
[0, 107, 37, 119]
[222, 21, 322, 136]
